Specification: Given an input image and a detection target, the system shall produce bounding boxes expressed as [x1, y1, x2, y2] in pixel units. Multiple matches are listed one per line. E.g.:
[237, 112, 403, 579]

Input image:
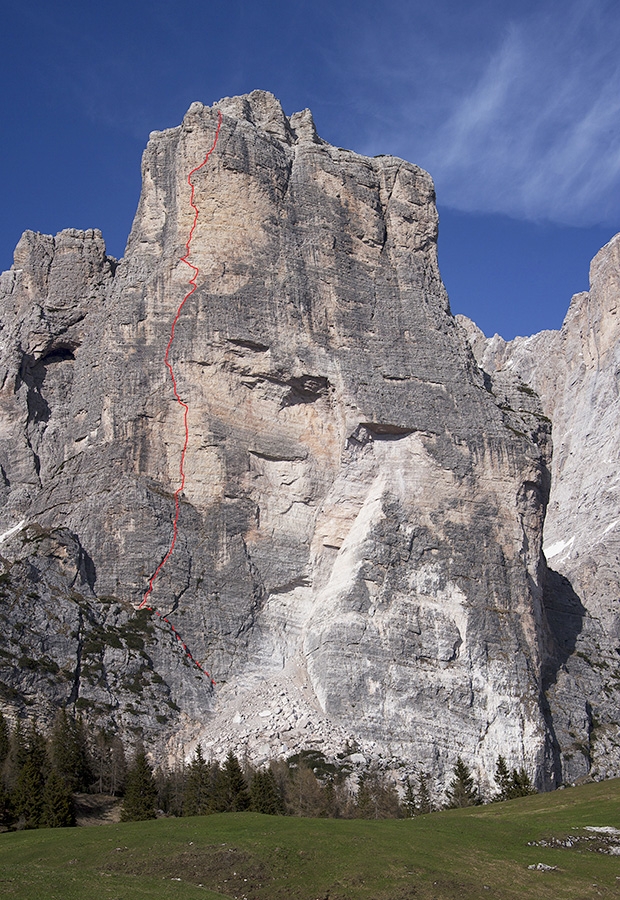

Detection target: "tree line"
[0, 711, 535, 830]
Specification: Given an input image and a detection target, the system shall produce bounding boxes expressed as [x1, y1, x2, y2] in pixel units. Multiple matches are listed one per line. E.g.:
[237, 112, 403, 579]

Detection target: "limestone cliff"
[458, 232, 620, 782]
[0, 91, 570, 794]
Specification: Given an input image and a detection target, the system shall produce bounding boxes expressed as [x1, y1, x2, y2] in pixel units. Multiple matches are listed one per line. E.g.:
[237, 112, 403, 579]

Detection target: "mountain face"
[458, 232, 620, 784]
[0, 90, 616, 794]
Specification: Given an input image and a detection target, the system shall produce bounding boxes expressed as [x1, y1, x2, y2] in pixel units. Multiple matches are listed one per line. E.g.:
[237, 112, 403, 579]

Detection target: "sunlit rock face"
[0, 91, 561, 792]
[459, 232, 620, 784]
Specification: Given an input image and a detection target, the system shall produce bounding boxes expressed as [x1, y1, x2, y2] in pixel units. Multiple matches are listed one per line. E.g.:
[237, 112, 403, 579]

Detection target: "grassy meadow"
[0, 778, 619, 899]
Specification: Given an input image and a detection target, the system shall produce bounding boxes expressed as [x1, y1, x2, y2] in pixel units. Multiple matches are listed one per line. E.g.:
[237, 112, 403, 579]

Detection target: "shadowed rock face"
[0, 91, 556, 790]
[459, 232, 620, 784]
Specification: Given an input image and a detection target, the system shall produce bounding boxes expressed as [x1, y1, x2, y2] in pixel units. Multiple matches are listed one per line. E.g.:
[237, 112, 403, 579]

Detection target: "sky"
[1, 0, 619, 340]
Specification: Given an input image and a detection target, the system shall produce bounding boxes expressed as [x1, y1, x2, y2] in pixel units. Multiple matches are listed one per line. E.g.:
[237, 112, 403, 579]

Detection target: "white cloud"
[352, 0, 620, 227]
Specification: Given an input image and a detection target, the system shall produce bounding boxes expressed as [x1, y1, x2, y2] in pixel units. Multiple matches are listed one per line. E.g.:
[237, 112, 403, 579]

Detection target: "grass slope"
[1, 779, 619, 899]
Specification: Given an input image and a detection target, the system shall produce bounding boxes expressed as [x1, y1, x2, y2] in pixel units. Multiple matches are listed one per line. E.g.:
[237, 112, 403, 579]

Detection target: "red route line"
[139, 109, 223, 685]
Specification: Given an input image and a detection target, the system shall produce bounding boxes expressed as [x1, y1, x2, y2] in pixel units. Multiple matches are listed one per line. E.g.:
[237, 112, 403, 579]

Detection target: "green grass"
[1, 779, 619, 899]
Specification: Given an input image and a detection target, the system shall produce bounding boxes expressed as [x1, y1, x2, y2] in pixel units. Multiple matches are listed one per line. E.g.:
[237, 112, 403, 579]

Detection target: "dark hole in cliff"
[361, 423, 415, 438]
[16, 346, 77, 425]
[281, 375, 330, 407]
[227, 337, 270, 353]
[346, 422, 416, 449]
[39, 346, 76, 365]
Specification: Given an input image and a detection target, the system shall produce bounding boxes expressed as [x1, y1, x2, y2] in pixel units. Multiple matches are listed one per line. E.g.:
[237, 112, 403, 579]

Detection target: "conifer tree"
[0, 777, 12, 828]
[156, 764, 185, 817]
[219, 752, 250, 812]
[250, 768, 284, 815]
[4, 719, 29, 794]
[27, 721, 48, 773]
[14, 757, 45, 828]
[417, 773, 433, 814]
[208, 760, 226, 812]
[445, 757, 479, 808]
[49, 710, 91, 792]
[183, 745, 213, 816]
[12, 721, 48, 828]
[0, 712, 9, 771]
[494, 755, 512, 800]
[121, 749, 157, 822]
[403, 776, 417, 817]
[41, 770, 75, 827]
[0, 712, 10, 826]
[494, 756, 536, 800]
[354, 770, 373, 819]
[13, 719, 29, 769]
[510, 767, 536, 798]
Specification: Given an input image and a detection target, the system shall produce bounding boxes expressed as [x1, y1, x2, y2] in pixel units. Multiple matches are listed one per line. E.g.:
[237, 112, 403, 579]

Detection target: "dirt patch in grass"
[74, 793, 122, 826]
[103, 844, 267, 896]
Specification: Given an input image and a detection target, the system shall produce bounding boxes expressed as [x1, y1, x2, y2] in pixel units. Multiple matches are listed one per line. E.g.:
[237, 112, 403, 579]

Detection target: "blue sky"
[1, 0, 619, 339]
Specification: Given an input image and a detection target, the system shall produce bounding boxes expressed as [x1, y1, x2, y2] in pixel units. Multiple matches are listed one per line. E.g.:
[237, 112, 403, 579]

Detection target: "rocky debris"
[527, 862, 558, 871]
[0, 89, 601, 790]
[527, 826, 620, 855]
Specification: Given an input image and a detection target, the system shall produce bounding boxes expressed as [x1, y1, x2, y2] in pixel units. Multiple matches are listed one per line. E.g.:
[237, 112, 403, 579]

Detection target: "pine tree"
[0, 712, 10, 825]
[445, 757, 479, 808]
[13, 757, 45, 828]
[494, 756, 536, 801]
[403, 776, 417, 817]
[250, 768, 284, 815]
[219, 752, 250, 812]
[2, 719, 25, 802]
[494, 755, 512, 801]
[26, 721, 48, 773]
[0, 778, 12, 828]
[355, 770, 373, 818]
[510, 767, 536, 798]
[183, 745, 213, 816]
[121, 749, 157, 822]
[48, 710, 91, 792]
[156, 764, 185, 817]
[208, 761, 226, 812]
[417, 773, 433, 814]
[41, 771, 75, 827]
[11, 719, 29, 772]
[12, 721, 48, 828]
[0, 712, 9, 770]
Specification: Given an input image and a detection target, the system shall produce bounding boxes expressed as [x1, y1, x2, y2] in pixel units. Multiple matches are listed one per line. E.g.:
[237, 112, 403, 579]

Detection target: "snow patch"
[543, 535, 575, 560]
[0, 519, 26, 545]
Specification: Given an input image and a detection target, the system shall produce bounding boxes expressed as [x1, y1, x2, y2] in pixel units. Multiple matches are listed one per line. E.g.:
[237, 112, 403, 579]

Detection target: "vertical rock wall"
[459, 232, 620, 782]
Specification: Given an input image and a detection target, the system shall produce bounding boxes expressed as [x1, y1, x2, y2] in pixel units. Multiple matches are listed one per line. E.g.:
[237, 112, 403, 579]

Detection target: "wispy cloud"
[349, 0, 620, 227]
